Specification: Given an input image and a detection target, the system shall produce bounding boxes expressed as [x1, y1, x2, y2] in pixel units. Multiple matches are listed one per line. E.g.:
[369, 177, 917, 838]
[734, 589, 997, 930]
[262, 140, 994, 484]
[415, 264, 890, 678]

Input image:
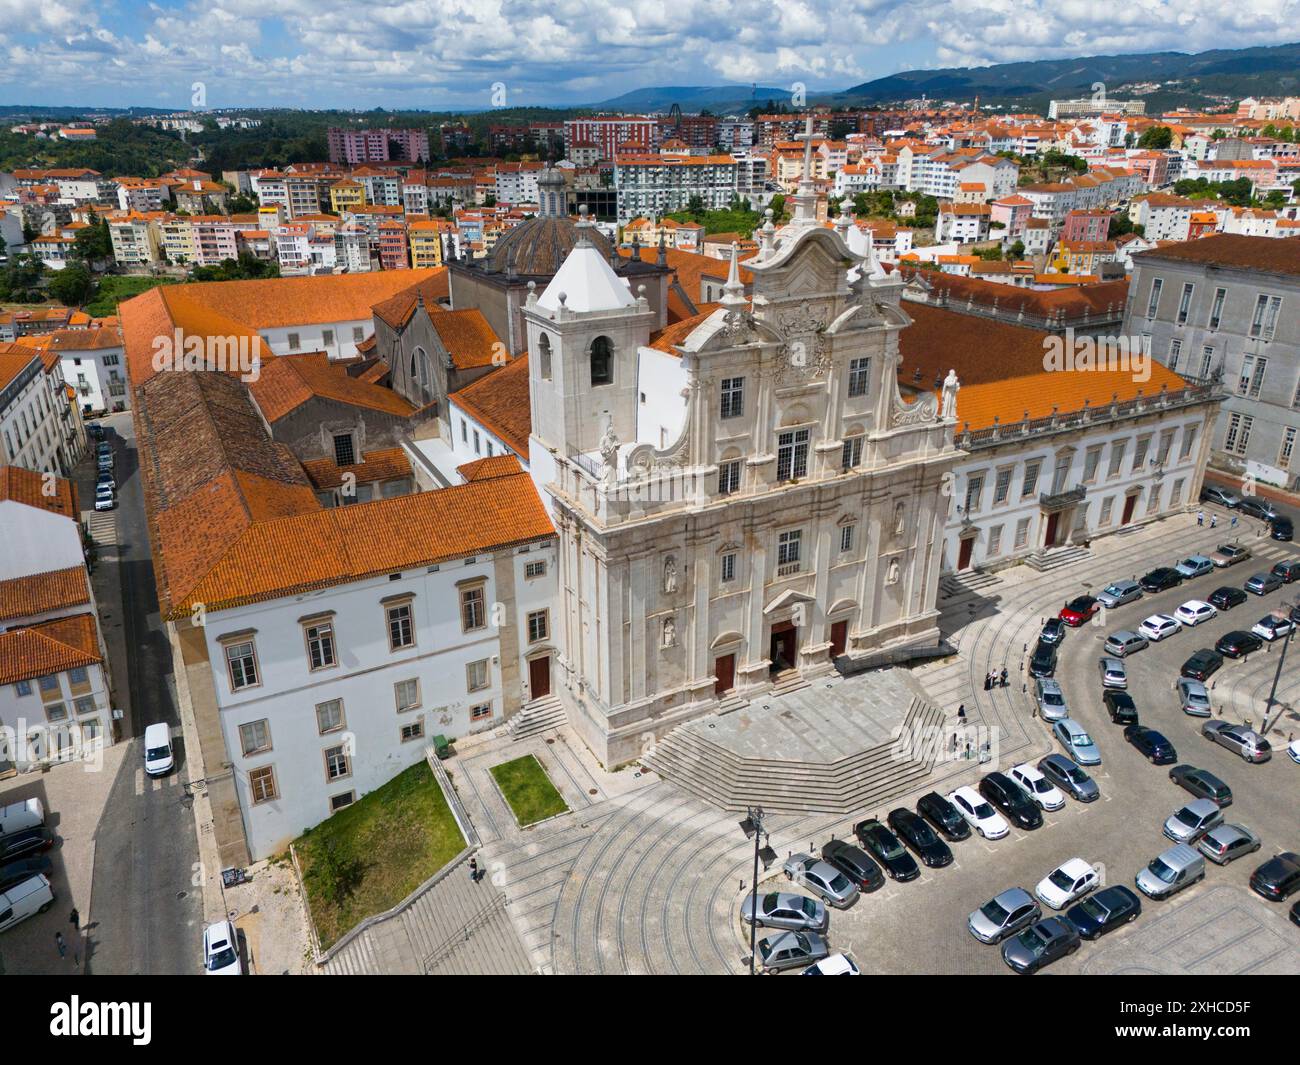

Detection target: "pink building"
[1061, 209, 1111, 243]
[990, 194, 1033, 240]
[563, 117, 657, 161]
[327, 127, 430, 165]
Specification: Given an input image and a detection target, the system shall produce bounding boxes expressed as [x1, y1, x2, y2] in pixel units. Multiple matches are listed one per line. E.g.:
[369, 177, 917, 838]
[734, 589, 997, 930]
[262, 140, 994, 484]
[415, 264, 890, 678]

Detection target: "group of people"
[983, 668, 1008, 690]
[1197, 510, 1238, 529]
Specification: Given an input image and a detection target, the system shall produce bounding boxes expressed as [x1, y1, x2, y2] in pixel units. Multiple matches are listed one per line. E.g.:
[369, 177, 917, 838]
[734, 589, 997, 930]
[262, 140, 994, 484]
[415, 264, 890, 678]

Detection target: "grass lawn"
[294, 760, 465, 950]
[489, 754, 570, 827]
[85, 275, 177, 317]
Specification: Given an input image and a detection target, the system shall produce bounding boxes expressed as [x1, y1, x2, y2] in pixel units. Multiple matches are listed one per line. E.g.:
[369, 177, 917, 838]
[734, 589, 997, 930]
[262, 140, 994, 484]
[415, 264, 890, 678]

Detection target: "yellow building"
[408, 219, 447, 268]
[329, 179, 366, 215]
[159, 216, 196, 265]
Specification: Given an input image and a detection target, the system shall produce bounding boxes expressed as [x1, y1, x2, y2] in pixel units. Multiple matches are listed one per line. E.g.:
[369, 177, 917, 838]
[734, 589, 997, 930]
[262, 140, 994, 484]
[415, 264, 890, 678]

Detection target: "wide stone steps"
[940, 569, 1003, 598]
[507, 695, 568, 739]
[1024, 545, 1092, 572]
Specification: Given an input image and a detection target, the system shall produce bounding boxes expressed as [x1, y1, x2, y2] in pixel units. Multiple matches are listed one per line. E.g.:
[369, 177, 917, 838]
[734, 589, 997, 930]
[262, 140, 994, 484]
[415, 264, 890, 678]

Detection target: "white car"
[1174, 600, 1217, 627]
[93, 484, 115, 512]
[802, 951, 860, 975]
[948, 785, 1010, 840]
[1034, 858, 1101, 910]
[203, 920, 242, 975]
[1252, 615, 1294, 642]
[1288, 739, 1300, 765]
[1138, 614, 1181, 641]
[1010, 763, 1066, 812]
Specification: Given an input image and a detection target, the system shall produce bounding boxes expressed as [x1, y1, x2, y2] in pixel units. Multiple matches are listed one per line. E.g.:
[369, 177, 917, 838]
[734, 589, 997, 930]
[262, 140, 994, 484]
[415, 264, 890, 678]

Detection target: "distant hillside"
[593, 84, 790, 114]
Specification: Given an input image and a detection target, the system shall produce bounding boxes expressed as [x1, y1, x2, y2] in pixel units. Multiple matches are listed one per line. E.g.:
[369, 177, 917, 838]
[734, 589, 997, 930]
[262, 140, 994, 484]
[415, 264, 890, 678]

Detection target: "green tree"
[1008, 240, 1025, 259]
[0, 253, 45, 302]
[1137, 126, 1173, 149]
[72, 216, 113, 264]
[47, 262, 94, 305]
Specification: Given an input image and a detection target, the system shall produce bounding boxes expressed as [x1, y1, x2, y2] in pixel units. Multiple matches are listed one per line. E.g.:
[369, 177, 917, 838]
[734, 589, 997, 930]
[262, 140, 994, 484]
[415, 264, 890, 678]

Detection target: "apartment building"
[0, 343, 84, 476]
[564, 117, 657, 160]
[614, 154, 740, 221]
[43, 326, 128, 414]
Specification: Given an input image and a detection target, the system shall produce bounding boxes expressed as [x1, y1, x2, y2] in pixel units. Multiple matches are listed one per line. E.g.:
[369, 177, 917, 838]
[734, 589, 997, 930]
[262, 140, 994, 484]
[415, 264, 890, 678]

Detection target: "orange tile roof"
[649, 307, 718, 354]
[457, 454, 524, 482]
[300, 447, 412, 490]
[371, 271, 452, 328]
[0, 466, 77, 519]
[0, 344, 44, 391]
[449, 354, 532, 457]
[0, 566, 89, 623]
[249, 353, 416, 422]
[0, 613, 101, 686]
[428, 309, 506, 370]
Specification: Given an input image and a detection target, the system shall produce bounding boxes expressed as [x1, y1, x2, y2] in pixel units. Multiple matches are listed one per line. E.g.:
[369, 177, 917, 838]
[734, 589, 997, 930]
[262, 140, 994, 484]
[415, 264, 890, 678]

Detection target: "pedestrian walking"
[982, 672, 991, 691]
[957, 704, 966, 723]
[55, 932, 67, 960]
[468, 857, 478, 882]
[68, 907, 79, 932]
[1231, 514, 1238, 528]
[1197, 510, 1204, 526]
[1000, 667, 1009, 688]
[1210, 514, 1218, 529]
[964, 741, 973, 759]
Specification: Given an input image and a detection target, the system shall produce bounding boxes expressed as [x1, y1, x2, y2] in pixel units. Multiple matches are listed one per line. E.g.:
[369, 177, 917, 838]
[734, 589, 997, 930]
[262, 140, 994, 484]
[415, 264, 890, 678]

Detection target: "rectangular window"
[1281, 427, 1298, 467]
[847, 357, 871, 398]
[527, 609, 549, 643]
[987, 525, 1003, 557]
[386, 602, 414, 649]
[471, 702, 493, 722]
[1250, 294, 1282, 340]
[38, 674, 59, 694]
[316, 699, 344, 734]
[1179, 424, 1199, 460]
[304, 621, 336, 670]
[524, 560, 547, 579]
[1014, 517, 1030, 549]
[1100, 497, 1114, 525]
[15, 680, 31, 697]
[322, 329, 335, 348]
[239, 719, 271, 756]
[1156, 429, 1176, 466]
[330, 791, 355, 812]
[776, 529, 802, 574]
[1132, 435, 1151, 470]
[1107, 440, 1126, 478]
[249, 766, 277, 804]
[1145, 277, 1162, 317]
[993, 468, 1013, 504]
[1021, 461, 1041, 498]
[1199, 346, 1214, 379]
[324, 745, 350, 781]
[720, 552, 736, 582]
[1170, 478, 1184, 506]
[466, 659, 489, 692]
[287, 333, 300, 350]
[1082, 447, 1101, 484]
[394, 678, 421, 712]
[718, 459, 742, 495]
[74, 696, 96, 716]
[1208, 287, 1225, 329]
[840, 436, 864, 471]
[1224, 413, 1253, 456]
[225, 640, 259, 691]
[964, 473, 984, 514]
[45, 702, 67, 722]
[460, 586, 486, 631]
[840, 525, 855, 553]
[1168, 339, 1181, 372]
[400, 720, 425, 743]
[719, 377, 744, 419]
[777, 428, 810, 482]
[333, 433, 356, 467]
[1176, 282, 1194, 324]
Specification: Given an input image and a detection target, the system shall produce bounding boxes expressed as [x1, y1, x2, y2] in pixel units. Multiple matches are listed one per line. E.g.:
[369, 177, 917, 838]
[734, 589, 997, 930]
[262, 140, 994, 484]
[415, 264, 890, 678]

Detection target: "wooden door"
[714, 653, 735, 696]
[1045, 511, 1060, 546]
[958, 537, 975, 570]
[528, 656, 550, 699]
[1122, 494, 1137, 525]
[829, 620, 849, 657]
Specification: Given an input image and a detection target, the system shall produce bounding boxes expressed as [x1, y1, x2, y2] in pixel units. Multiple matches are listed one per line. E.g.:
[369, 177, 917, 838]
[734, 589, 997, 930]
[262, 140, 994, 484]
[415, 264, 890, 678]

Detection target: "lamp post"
[1262, 600, 1295, 734]
[739, 806, 776, 975]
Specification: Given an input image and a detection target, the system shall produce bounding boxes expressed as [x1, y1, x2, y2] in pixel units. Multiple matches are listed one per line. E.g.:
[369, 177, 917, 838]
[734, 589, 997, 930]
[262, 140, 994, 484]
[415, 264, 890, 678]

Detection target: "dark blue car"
[1124, 725, 1177, 765]
[1066, 885, 1142, 940]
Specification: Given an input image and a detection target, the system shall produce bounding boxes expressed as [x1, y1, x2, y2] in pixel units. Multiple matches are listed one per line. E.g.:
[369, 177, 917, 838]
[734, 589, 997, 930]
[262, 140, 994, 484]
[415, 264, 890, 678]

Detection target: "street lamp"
[1262, 600, 1296, 734]
[740, 806, 777, 975]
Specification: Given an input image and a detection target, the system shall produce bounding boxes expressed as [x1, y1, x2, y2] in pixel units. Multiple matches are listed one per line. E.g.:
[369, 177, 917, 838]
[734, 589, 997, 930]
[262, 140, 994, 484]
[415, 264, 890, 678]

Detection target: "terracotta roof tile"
[0, 566, 89, 623]
[457, 454, 523, 482]
[301, 447, 412, 490]
[450, 355, 532, 456]
[0, 613, 101, 686]
[1133, 233, 1300, 277]
[248, 353, 415, 422]
[0, 466, 77, 519]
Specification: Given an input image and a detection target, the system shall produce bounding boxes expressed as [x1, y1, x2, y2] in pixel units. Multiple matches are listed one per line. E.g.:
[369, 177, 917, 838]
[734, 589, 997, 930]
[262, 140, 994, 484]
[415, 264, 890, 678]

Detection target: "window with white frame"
[1082, 447, 1102, 484]
[394, 678, 421, 712]
[841, 435, 864, 470]
[249, 766, 277, 804]
[1176, 282, 1193, 324]
[1280, 427, 1298, 468]
[527, 609, 549, 643]
[993, 468, 1012, 504]
[324, 745, 350, 781]
[524, 560, 547, 579]
[400, 719, 425, 743]
[987, 525, 1003, 557]
[720, 552, 737, 582]
[1145, 277, 1162, 317]
[224, 639, 259, 690]
[1107, 440, 1126, 478]
[719, 377, 744, 419]
[239, 719, 271, 756]
[964, 473, 984, 514]
[466, 659, 489, 692]
[1168, 339, 1181, 372]
[304, 620, 336, 670]
[1132, 435, 1151, 470]
[386, 601, 414, 650]
[1238, 355, 1267, 398]
[316, 699, 344, 734]
[777, 429, 810, 482]
[1224, 413, 1253, 456]
[1249, 294, 1282, 340]
[847, 357, 871, 398]
[1099, 497, 1114, 525]
[1021, 461, 1041, 498]
[1208, 287, 1226, 329]
[776, 529, 802, 574]
[1179, 424, 1199, 460]
[840, 524, 855, 554]
[718, 458, 742, 494]
[460, 585, 486, 631]
[1014, 517, 1030, 549]
[1170, 478, 1184, 506]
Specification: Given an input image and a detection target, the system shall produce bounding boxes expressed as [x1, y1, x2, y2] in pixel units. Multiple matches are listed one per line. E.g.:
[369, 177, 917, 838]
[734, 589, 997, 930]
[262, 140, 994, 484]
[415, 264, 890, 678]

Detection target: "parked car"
[886, 808, 953, 868]
[1138, 614, 1181, 642]
[1215, 630, 1262, 658]
[1289, 739, 1300, 764]
[1168, 765, 1232, 807]
[1270, 516, 1294, 542]
[1180, 649, 1223, 681]
[1272, 560, 1300, 583]
[0, 873, 55, 933]
[740, 890, 829, 932]
[1252, 614, 1293, 642]
[1053, 719, 1101, 766]
[1197, 824, 1261, 865]
[0, 827, 56, 863]
[801, 952, 859, 976]
[1245, 571, 1283, 596]
[1066, 886, 1141, 940]
[1059, 595, 1100, 626]
[1034, 677, 1068, 721]
[756, 930, 830, 972]
[1028, 639, 1058, 678]
[1096, 580, 1142, 608]
[968, 887, 1040, 944]
[1209, 586, 1248, 611]
[978, 772, 1043, 830]
[783, 853, 861, 909]
[1177, 678, 1212, 717]
[1200, 484, 1241, 508]
[1249, 852, 1300, 901]
[1209, 543, 1250, 568]
[1163, 798, 1224, 844]
[1174, 600, 1217, 627]
[202, 919, 243, 975]
[1001, 916, 1080, 974]
[1009, 763, 1065, 811]
[1201, 721, 1272, 763]
[916, 791, 970, 842]
[0, 855, 52, 894]
[1098, 656, 1128, 689]
[1238, 497, 1281, 521]
[820, 839, 885, 894]
[1104, 630, 1148, 658]
[1139, 567, 1183, 592]
[1175, 556, 1214, 579]
[1039, 617, 1067, 645]
[1125, 724, 1177, 765]
[1135, 844, 1205, 899]
[948, 786, 1009, 840]
[1103, 690, 1139, 726]
[1037, 753, 1099, 802]
[94, 484, 115, 512]
[1035, 858, 1100, 910]
[853, 819, 921, 881]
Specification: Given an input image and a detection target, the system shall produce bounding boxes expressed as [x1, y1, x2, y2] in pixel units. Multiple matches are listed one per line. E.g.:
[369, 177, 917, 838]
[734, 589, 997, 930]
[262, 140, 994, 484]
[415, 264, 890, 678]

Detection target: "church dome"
[483, 216, 612, 277]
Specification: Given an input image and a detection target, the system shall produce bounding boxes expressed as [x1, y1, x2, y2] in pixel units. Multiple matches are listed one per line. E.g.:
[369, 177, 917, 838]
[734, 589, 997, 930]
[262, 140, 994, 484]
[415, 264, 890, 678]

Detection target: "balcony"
[1039, 485, 1085, 511]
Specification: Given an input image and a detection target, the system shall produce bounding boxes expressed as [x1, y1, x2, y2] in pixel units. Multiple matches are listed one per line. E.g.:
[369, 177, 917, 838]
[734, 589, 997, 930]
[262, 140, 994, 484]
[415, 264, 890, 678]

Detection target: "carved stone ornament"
[890, 389, 939, 427]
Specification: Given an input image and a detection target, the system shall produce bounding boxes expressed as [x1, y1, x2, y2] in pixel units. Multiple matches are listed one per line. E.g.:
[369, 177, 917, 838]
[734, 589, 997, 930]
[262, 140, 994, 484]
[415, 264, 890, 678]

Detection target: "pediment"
[763, 587, 816, 615]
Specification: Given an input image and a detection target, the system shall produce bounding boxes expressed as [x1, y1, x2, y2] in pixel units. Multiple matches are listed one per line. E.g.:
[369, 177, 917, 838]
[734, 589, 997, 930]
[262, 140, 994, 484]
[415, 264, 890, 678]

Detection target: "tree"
[0, 253, 45, 302]
[1109, 212, 1138, 238]
[1137, 126, 1173, 150]
[47, 262, 94, 305]
[72, 216, 113, 265]
[226, 193, 258, 214]
[1008, 240, 1025, 260]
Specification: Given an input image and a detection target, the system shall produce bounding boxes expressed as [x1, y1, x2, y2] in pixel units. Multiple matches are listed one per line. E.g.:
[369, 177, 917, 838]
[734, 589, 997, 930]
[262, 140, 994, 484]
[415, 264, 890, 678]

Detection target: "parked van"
[144, 723, 174, 776]
[0, 798, 44, 836]
[1135, 844, 1205, 899]
[0, 873, 54, 933]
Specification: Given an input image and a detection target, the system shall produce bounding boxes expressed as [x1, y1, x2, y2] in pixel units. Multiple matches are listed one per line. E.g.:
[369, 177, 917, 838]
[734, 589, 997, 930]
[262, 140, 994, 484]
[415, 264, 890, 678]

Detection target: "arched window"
[590, 336, 613, 387]
[539, 334, 553, 381]
[411, 346, 431, 397]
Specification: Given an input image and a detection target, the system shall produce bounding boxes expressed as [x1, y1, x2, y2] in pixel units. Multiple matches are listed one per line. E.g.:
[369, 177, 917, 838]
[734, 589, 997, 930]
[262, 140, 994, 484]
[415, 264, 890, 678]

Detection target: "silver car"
[1053, 718, 1101, 765]
[1245, 572, 1283, 595]
[1201, 722, 1273, 763]
[1177, 678, 1212, 717]
[756, 930, 829, 971]
[1197, 823, 1262, 865]
[1098, 656, 1128, 689]
[1096, 579, 1142, 608]
[1163, 798, 1224, 844]
[1034, 677, 1068, 721]
[968, 887, 1041, 944]
[1104, 631, 1148, 658]
[740, 890, 828, 932]
[782, 853, 860, 909]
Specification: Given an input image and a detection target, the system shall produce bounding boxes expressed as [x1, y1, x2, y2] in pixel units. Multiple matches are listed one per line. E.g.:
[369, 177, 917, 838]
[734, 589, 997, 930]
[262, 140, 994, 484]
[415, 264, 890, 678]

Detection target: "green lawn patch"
[85, 274, 177, 317]
[294, 760, 465, 950]
[489, 754, 569, 826]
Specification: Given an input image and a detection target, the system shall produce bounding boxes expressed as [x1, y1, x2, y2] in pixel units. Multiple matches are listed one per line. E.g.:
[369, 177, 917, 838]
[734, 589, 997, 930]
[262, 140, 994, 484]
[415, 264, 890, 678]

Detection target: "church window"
[590, 336, 613, 387]
[718, 459, 742, 495]
[720, 553, 736, 582]
[841, 436, 864, 470]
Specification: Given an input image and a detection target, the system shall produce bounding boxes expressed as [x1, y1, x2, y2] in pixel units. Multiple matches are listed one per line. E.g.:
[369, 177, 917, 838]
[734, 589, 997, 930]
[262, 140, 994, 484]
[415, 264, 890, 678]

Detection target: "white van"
[0, 874, 54, 933]
[143, 722, 174, 776]
[0, 797, 45, 836]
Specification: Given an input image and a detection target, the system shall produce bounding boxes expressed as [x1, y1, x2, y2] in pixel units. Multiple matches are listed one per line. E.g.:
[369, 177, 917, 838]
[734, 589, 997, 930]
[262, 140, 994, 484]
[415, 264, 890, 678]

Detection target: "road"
[77, 413, 204, 976]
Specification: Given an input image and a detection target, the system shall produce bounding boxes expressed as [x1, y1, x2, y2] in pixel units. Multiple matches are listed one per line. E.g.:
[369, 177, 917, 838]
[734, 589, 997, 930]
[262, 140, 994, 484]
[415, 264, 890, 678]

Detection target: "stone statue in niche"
[893, 500, 906, 536]
[662, 616, 676, 648]
[663, 555, 677, 594]
[886, 558, 901, 585]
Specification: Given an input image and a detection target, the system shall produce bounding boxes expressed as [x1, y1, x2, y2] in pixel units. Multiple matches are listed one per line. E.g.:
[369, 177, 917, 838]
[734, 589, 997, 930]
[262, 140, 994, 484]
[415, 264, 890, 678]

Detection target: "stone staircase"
[1024, 545, 1092, 572]
[766, 672, 811, 699]
[507, 695, 567, 740]
[640, 694, 945, 816]
[939, 569, 1003, 599]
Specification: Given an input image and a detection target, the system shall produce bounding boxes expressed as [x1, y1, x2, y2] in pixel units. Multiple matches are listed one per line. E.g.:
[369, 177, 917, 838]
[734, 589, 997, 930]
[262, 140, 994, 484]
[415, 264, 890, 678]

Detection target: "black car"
[1249, 852, 1300, 901]
[1001, 916, 1080, 974]
[1168, 764, 1232, 807]
[1102, 690, 1139, 726]
[1215, 630, 1262, 658]
[0, 854, 52, 893]
[1181, 648, 1223, 681]
[1273, 560, 1300, 584]
[1124, 724, 1177, 765]
[1039, 617, 1067, 645]
[1028, 639, 1058, 679]
[1209, 586, 1248, 611]
[0, 826, 56, 862]
[821, 838, 886, 894]
[1066, 886, 1142, 940]
[853, 819, 921, 882]
[886, 807, 954, 868]
[916, 791, 971, 842]
[1140, 567, 1183, 593]
[978, 772, 1043, 830]
[1238, 497, 1280, 521]
[1270, 516, 1293, 542]
[1291, 900, 1300, 928]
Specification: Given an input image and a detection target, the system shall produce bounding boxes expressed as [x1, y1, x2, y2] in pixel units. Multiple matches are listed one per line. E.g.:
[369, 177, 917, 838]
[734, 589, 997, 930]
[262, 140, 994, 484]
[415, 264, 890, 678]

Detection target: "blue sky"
[2, 0, 1297, 111]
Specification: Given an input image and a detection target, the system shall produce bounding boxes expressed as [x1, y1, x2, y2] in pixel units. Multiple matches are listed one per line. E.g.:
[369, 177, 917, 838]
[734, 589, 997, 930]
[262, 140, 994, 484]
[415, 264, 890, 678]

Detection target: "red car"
[1059, 596, 1100, 627]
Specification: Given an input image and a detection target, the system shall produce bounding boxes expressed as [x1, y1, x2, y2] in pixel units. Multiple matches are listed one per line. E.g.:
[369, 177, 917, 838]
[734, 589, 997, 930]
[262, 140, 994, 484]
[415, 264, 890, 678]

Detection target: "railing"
[776, 560, 802, 577]
[1039, 485, 1086, 509]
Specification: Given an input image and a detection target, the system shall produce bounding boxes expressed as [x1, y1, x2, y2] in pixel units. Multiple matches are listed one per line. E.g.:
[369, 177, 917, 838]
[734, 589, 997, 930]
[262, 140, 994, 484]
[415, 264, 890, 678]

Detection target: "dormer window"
[590, 336, 613, 387]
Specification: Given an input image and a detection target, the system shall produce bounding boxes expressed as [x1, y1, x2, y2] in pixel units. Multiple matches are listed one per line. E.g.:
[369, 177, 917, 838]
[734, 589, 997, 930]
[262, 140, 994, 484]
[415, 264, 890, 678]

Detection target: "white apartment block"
[614, 155, 739, 221]
[0, 347, 84, 476]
